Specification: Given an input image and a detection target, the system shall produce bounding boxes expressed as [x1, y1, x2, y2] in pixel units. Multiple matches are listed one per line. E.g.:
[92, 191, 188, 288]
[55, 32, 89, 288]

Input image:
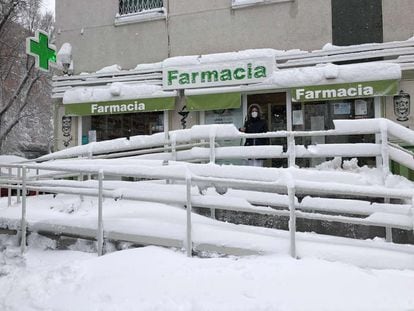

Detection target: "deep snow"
[0, 237, 413, 311]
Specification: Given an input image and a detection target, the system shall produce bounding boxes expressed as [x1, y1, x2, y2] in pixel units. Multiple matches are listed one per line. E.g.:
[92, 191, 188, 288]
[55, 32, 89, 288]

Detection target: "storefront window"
[91, 112, 163, 141]
[204, 108, 244, 130]
[204, 107, 244, 165]
[293, 98, 376, 167]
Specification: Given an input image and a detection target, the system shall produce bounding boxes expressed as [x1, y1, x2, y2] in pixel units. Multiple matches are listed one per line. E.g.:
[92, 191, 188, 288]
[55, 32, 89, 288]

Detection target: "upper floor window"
[119, 0, 164, 16]
[115, 0, 166, 26]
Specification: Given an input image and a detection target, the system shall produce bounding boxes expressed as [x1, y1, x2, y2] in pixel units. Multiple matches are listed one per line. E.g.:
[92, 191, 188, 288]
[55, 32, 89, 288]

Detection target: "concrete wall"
[56, 0, 331, 74]
[56, 0, 169, 73]
[382, 0, 414, 42]
[168, 0, 331, 56]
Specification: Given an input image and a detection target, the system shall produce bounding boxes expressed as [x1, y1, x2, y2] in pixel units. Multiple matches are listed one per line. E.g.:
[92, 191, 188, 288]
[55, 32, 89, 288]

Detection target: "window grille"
[119, 0, 164, 15]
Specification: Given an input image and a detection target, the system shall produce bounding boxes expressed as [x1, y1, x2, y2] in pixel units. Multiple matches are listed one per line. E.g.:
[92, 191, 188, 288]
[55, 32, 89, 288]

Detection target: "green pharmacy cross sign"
[26, 30, 56, 72]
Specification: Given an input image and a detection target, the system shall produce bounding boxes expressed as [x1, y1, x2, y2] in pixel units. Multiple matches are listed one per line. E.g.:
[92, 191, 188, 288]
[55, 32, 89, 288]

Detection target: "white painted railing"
[0, 160, 413, 258]
[1, 119, 413, 257]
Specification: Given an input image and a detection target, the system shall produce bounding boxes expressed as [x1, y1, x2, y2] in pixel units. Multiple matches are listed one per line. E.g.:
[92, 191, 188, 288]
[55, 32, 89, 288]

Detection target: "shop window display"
[293, 98, 376, 167]
[91, 112, 164, 141]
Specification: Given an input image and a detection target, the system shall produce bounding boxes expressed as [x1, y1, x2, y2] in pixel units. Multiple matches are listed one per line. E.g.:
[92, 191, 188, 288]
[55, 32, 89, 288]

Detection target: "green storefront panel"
[291, 79, 399, 102]
[186, 92, 241, 111]
[391, 145, 414, 181]
[65, 97, 176, 116]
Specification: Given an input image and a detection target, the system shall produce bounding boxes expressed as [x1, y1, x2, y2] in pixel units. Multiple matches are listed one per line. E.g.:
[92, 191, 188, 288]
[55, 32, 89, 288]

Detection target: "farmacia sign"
[163, 58, 274, 90]
[291, 80, 399, 102]
[64, 97, 175, 116]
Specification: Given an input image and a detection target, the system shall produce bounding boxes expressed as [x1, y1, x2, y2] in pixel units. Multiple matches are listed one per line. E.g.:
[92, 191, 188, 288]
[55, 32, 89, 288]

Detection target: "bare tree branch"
[0, 0, 53, 154]
[0, 74, 40, 145]
[0, 60, 35, 116]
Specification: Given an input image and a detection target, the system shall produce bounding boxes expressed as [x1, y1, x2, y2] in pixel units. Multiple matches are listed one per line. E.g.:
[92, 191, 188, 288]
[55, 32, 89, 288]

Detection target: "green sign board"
[163, 57, 275, 90]
[26, 30, 56, 72]
[291, 80, 399, 102]
[64, 97, 176, 116]
[186, 92, 241, 111]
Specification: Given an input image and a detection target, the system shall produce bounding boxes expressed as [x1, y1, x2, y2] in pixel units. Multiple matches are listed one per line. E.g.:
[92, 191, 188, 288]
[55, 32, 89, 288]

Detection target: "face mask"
[251, 111, 258, 118]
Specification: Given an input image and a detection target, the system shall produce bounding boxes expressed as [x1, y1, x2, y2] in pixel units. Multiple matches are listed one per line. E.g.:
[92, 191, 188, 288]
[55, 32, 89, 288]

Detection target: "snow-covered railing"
[35, 123, 381, 161]
[1, 159, 413, 258]
[35, 119, 414, 178]
[52, 66, 163, 99]
[274, 38, 414, 70]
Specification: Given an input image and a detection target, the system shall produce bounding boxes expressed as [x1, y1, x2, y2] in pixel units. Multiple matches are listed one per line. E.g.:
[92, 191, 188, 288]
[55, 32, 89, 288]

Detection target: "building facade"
[53, 0, 414, 171]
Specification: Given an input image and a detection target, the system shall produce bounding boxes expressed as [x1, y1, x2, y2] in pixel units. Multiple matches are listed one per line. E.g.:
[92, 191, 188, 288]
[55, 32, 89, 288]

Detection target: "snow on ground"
[0, 193, 414, 270]
[0, 235, 413, 311]
[0, 155, 26, 164]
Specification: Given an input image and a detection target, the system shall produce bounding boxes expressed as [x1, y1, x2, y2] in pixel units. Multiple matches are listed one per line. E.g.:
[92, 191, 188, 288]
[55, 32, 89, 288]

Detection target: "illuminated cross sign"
[26, 30, 56, 72]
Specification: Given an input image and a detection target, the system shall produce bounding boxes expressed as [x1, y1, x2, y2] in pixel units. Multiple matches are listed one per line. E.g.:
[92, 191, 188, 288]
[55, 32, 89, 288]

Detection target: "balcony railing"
[119, 0, 164, 15]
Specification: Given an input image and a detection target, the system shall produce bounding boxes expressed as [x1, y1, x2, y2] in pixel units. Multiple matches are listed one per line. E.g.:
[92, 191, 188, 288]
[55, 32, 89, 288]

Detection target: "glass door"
[247, 92, 287, 167]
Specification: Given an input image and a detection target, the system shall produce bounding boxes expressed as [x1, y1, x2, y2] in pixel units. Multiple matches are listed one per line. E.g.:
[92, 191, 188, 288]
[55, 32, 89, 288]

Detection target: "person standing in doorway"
[240, 104, 269, 166]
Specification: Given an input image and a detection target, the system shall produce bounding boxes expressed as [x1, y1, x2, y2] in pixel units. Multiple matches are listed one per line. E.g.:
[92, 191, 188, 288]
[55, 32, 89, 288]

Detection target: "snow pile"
[95, 64, 122, 74]
[163, 49, 282, 67]
[264, 62, 401, 87]
[56, 43, 72, 66]
[232, 0, 296, 7]
[36, 124, 242, 161]
[0, 155, 26, 164]
[133, 62, 162, 71]
[232, 0, 262, 6]
[63, 83, 176, 105]
[0, 244, 413, 311]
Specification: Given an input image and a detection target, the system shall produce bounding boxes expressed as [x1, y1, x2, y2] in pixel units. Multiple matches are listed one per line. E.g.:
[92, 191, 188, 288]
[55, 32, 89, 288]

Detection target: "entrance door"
[247, 92, 287, 167]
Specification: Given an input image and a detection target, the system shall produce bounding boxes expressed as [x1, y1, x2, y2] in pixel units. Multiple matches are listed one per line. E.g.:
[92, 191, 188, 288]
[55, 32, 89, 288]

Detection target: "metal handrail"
[1, 160, 413, 258]
[1, 119, 414, 257]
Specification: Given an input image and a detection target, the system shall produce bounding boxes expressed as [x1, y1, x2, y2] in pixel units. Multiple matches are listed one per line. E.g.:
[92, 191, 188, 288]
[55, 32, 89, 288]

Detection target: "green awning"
[186, 92, 241, 111]
[64, 97, 176, 116]
[291, 79, 399, 102]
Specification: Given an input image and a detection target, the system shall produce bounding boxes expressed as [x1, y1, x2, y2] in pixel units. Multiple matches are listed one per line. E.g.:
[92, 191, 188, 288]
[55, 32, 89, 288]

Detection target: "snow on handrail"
[35, 121, 383, 162]
[1, 152, 413, 259]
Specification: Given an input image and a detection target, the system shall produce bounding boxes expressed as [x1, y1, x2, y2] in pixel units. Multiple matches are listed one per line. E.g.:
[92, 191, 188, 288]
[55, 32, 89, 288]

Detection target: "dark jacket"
[244, 117, 269, 146]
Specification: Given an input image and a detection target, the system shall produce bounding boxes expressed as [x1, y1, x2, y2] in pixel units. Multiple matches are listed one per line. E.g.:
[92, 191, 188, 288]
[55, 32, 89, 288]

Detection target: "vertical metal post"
[20, 166, 27, 254]
[7, 168, 11, 207]
[384, 197, 392, 242]
[210, 208, 216, 219]
[16, 167, 21, 204]
[171, 134, 177, 161]
[79, 171, 84, 202]
[87, 151, 92, 180]
[385, 227, 393, 242]
[35, 169, 39, 196]
[185, 173, 192, 257]
[287, 133, 296, 167]
[77, 116, 83, 146]
[286, 92, 293, 132]
[411, 196, 414, 235]
[288, 185, 296, 258]
[380, 127, 390, 180]
[209, 135, 216, 164]
[97, 169, 104, 256]
[374, 97, 382, 168]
